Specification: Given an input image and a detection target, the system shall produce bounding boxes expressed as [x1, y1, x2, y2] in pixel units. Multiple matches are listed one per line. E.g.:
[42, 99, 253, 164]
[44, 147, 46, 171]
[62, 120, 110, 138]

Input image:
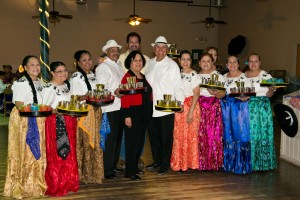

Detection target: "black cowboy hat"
[274, 104, 298, 138]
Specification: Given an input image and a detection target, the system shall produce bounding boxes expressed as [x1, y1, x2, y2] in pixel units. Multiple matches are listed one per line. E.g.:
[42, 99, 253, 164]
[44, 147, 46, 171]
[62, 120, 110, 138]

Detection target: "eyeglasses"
[181, 59, 191, 62]
[107, 49, 120, 54]
[53, 70, 68, 75]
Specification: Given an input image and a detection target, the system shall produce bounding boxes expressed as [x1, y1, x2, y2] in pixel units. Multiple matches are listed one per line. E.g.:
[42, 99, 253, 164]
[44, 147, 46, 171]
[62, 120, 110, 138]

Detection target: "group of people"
[2, 32, 277, 199]
[169, 51, 277, 175]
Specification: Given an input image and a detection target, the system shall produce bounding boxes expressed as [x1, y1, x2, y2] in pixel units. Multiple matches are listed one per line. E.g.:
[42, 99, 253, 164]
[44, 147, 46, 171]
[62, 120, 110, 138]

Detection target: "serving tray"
[19, 111, 52, 117]
[86, 96, 115, 106]
[260, 83, 289, 88]
[155, 105, 181, 112]
[199, 84, 226, 91]
[228, 92, 256, 98]
[57, 108, 88, 117]
[119, 87, 147, 95]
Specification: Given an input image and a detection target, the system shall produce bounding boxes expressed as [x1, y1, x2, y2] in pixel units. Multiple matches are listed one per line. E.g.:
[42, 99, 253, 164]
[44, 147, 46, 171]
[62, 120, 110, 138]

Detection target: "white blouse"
[181, 70, 200, 97]
[12, 76, 44, 105]
[69, 71, 97, 96]
[223, 73, 249, 94]
[245, 70, 272, 96]
[42, 83, 71, 108]
[198, 70, 225, 97]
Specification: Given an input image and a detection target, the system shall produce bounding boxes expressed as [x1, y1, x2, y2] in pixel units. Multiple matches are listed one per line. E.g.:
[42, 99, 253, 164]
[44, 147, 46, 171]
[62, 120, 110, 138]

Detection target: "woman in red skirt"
[42, 61, 79, 196]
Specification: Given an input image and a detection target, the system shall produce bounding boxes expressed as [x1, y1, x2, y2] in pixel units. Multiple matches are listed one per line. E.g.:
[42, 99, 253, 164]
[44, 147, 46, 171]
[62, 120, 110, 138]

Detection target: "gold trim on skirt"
[77, 106, 104, 184]
[3, 107, 47, 199]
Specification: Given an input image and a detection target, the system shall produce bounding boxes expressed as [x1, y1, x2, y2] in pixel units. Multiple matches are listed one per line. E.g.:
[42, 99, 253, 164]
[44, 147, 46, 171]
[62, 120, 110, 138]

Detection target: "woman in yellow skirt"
[70, 50, 104, 184]
[3, 55, 46, 199]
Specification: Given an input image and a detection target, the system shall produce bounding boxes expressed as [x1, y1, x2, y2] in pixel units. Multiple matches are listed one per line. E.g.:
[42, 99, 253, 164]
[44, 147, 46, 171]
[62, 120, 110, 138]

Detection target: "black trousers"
[148, 114, 175, 170]
[103, 110, 123, 176]
[124, 106, 146, 176]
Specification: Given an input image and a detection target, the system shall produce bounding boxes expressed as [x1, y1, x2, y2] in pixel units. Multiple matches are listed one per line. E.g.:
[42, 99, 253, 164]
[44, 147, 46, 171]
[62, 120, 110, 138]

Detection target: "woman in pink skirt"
[198, 53, 225, 170]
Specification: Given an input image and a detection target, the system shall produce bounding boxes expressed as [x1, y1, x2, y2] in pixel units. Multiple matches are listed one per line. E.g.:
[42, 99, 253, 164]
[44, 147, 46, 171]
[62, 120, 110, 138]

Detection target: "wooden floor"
[1, 116, 300, 199]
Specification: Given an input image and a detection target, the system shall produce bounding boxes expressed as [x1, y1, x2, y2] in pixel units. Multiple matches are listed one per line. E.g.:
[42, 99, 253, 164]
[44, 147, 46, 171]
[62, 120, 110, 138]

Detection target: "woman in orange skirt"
[171, 50, 200, 172]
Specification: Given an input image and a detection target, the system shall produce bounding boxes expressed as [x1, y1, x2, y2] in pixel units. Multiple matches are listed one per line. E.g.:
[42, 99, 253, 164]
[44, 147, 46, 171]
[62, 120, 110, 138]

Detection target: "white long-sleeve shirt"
[146, 55, 184, 117]
[95, 57, 124, 113]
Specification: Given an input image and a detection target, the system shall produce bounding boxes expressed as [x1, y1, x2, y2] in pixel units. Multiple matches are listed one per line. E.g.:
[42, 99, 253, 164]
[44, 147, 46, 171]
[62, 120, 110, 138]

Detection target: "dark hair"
[50, 61, 65, 71]
[204, 46, 218, 63]
[248, 53, 261, 62]
[179, 50, 198, 70]
[126, 32, 141, 44]
[180, 50, 192, 59]
[50, 61, 70, 90]
[204, 46, 218, 55]
[198, 53, 214, 62]
[3, 65, 12, 70]
[0, 71, 5, 76]
[124, 50, 146, 70]
[226, 55, 240, 64]
[22, 55, 39, 104]
[74, 50, 92, 91]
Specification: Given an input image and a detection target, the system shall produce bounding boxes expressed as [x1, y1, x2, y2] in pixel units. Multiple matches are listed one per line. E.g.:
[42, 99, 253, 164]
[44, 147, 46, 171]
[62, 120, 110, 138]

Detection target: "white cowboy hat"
[151, 36, 171, 47]
[102, 39, 122, 53]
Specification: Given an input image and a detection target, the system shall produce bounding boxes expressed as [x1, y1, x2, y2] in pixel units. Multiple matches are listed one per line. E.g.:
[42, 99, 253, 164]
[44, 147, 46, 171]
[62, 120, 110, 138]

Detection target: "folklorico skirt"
[221, 97, 252, 174]
[171, 96, 200, 171]
[3, 107, 47, 199]
[45, 114, 79, 196]
[248, 96, 277, 171]
[198, 96, 223, 170]
[77, 106, 104, 184]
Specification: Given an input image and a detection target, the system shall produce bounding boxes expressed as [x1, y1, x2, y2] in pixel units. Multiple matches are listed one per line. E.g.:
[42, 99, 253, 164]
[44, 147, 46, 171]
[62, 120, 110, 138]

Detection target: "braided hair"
[74, 50, 92, 91]
[50, 61, 70, 90]
[22, 55, 39, 104]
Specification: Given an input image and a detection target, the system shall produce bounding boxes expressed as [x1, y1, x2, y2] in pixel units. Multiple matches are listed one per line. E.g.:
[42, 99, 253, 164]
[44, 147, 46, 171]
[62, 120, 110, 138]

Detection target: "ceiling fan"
[114, 0, 152, 26]
[191, 0, 226, 30]
[32, 0, 73, 25]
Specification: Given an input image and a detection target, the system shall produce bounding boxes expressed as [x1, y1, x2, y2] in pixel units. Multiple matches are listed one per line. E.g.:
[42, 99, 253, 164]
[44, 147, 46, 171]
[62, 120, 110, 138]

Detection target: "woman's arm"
[266, 86, 276, 98]
[208, 89, 226, 99]
[187, 86, 200, 123]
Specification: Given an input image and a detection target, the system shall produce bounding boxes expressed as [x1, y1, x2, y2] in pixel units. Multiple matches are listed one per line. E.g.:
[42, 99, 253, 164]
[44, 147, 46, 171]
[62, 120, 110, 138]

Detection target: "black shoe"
[158, 169, 168, 175]
[105, 174, 118, 179]
[136, 169, 145, 175]
[113, 168, 124, 173]
[125, 174, 141, 181]
[146, 163, 161, 170]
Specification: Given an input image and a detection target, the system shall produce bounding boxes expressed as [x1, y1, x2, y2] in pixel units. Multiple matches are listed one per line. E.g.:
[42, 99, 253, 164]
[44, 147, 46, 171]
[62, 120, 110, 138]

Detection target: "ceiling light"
[129, 19, 140, 26]
[76, 0, 87, 5]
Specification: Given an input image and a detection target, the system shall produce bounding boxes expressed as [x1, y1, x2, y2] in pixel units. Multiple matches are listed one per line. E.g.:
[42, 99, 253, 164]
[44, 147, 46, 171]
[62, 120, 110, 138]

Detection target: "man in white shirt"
[118, 32, 150, 169]
[95, 39, 124, 179]
[145, 36, 184, 175]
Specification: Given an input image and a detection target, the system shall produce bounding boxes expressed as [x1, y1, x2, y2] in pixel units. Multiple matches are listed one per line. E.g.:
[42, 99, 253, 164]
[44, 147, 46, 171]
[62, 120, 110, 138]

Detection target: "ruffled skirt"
[45, 114, 79, 196]
[248, 96, 277, 171]
[198, 96, 223, 170]
[221, 97, 252, 174]
[171, 96, 200, 171]
[77, 106, 104, 184]
[3, 107, 47, 199]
